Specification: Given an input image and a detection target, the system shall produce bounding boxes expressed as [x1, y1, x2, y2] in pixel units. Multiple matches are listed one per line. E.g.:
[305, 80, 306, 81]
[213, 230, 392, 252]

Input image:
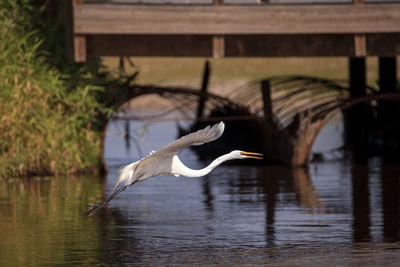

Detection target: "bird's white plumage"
[85, 121, 261, 216]
[112, 121, 225, 192]
[151, 121, 225, 157]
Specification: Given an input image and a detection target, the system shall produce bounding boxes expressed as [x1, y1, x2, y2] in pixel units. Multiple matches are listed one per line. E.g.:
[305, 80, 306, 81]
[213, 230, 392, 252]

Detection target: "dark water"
[1, 118, 400, 266]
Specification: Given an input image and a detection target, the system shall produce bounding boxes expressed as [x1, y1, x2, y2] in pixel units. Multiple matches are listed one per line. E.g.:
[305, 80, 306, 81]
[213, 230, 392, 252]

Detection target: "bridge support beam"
[197, 60, 211, 119]
[345, 57, 369, 163]
[379, 57, 397, 94]
[261, 80, 272, 122]
[64, 0, 86, 62]
[378, 57, 399, 162]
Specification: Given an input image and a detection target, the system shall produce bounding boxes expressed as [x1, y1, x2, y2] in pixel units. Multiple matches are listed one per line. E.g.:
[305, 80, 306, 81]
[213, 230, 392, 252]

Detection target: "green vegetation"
[1, 1, 396, 178]
[0, 1, 118, 177]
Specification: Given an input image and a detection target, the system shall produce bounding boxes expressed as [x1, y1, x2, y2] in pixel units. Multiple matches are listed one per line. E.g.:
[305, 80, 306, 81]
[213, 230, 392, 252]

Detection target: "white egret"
[85, 121, 262, 216]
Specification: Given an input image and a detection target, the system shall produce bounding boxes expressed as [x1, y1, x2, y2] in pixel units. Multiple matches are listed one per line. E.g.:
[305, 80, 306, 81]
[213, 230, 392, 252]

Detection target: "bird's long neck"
[172, 153, 234, 178]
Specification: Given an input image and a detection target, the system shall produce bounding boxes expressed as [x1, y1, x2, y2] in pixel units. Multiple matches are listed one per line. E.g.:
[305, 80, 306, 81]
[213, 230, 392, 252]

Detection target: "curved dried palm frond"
[229, 75, 351, 127]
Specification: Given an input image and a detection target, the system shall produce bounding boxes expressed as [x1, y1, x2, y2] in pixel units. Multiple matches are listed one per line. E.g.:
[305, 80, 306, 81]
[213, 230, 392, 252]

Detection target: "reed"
[0, 1, 114, 178]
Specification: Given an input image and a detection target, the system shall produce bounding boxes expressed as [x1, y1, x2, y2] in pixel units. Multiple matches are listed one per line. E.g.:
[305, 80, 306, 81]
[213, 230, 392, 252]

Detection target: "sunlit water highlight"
[0, 116, 399, 266]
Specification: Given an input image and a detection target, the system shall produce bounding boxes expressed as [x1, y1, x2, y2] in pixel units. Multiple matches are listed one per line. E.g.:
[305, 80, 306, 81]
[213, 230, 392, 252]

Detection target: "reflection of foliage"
[0, 1, 131, 177]
[0, 175, 105, 266]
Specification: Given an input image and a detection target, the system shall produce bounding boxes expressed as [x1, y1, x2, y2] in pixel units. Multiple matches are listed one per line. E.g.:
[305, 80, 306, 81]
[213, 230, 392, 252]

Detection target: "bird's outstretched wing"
[84, 122, 224, 216]
[152, 121, 225, 157]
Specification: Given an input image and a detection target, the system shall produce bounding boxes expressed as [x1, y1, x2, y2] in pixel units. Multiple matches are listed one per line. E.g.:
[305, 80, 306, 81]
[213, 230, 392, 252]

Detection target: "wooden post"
[346, 57, 369, 163]
[349, 0, 367, 162]
[379, 57, 397, 94]
[213, 35, 225, 58]
[261, 80, 272, 122]
[354, 34, 366, 57]
[197, 61, 211, 119]
[353, 0, 366, 57]
[350, 58, 366, 98]
[212, 0, 225, 58]
[63, 0, 74, 60]
[378, 57, 399, 162]
[74, 35, 87, 63]
[64, 0, 86, 62]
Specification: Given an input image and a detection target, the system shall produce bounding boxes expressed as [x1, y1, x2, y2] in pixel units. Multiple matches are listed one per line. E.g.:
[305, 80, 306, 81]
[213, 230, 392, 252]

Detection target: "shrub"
[0, 1, 111, 177]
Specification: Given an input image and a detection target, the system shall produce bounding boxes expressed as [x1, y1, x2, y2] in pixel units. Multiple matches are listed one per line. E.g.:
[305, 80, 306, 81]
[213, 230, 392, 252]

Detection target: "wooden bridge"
[66, 0, 400, 61]
[63, 0, 400, 166]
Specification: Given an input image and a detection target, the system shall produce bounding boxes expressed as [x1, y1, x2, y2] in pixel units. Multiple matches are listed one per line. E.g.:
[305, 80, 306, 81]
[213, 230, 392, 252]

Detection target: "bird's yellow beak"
[241, 151, 263, 159]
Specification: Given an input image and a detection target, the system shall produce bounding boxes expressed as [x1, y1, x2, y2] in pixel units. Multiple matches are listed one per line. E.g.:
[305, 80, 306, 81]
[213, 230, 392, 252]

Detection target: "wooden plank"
[353, 0, 366, 57]
[367, 33, 400, 56]
[354, 34, 367, 57]
[213, 0, 224, 4]
[87, 34, 400, 58]
[213, 35, 225, 58]
[74, 35, 87, 62]
[73, 1, 86, 62]
[74, 4, 400, 35]
[88, 35, 213, 57]
[212, 0, 224, 58]
[225, 34, 355, 57]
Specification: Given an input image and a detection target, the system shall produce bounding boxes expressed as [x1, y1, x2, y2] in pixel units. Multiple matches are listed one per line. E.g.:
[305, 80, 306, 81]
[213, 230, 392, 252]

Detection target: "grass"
[0, 1, 115, 178]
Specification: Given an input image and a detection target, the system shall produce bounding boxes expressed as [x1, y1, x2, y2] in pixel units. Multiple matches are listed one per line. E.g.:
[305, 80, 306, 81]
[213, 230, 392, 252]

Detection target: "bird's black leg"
[84, 184, 130, 216]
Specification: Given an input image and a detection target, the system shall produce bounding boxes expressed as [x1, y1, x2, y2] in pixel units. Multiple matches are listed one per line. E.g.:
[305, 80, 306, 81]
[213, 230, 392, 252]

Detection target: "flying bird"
[85, 121, 262, 216]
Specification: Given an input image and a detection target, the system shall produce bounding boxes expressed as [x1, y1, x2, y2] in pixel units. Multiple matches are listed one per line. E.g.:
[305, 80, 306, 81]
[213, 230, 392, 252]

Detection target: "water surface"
[1, 118, 399, 266]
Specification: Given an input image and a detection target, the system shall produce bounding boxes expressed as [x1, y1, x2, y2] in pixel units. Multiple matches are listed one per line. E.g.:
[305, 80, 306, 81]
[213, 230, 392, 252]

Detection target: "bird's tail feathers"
[112, 162, 137, 192]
